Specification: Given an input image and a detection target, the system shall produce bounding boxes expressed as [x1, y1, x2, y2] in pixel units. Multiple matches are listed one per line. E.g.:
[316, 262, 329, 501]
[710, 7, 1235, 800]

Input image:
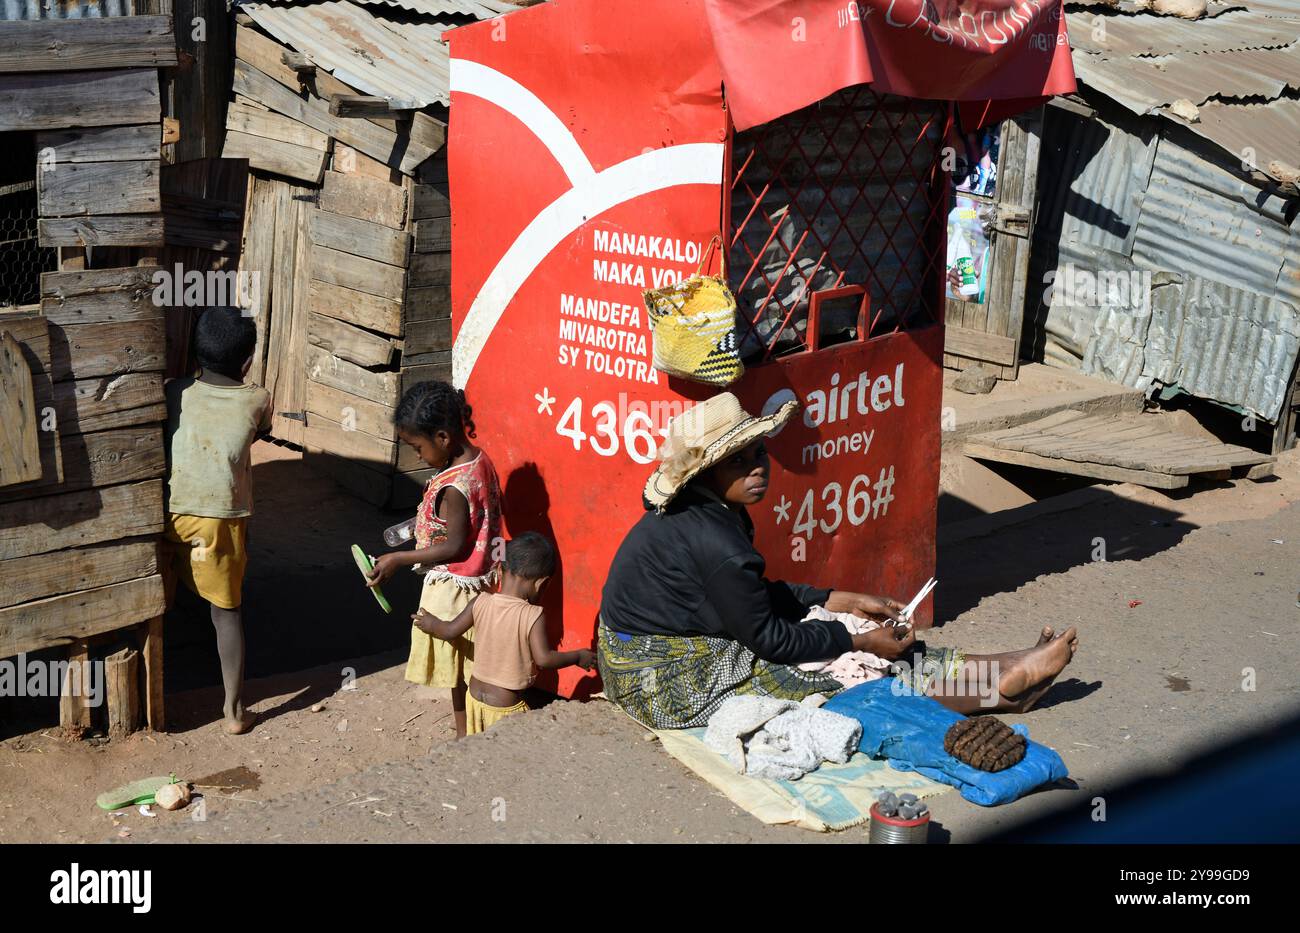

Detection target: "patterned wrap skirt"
[597, 619, 965, 730]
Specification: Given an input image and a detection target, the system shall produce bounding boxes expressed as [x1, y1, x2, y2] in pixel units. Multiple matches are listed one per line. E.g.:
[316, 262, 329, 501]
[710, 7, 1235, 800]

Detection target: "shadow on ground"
[935, 484, 1198, 623]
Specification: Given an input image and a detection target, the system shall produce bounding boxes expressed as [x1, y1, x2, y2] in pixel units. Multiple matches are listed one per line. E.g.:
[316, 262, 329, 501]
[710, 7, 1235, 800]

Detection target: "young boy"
[163, 307, 271, 735]
[413, 532, 595, 735]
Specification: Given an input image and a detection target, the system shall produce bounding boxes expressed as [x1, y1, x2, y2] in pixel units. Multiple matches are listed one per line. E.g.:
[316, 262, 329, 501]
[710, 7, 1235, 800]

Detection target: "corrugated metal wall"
[1031, 102, 1300, 423]
[0, 0, 134, 19]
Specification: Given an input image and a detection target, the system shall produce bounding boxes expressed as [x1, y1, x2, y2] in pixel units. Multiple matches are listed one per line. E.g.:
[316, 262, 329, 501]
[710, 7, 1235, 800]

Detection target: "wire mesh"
[1, 181, 56, 308]
[728, 85, 950, 360]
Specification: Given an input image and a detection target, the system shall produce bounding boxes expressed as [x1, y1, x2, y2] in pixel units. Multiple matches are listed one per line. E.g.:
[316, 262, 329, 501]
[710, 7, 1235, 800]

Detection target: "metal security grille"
[1, 180, 56, 308]
[727, 86, 950, 360]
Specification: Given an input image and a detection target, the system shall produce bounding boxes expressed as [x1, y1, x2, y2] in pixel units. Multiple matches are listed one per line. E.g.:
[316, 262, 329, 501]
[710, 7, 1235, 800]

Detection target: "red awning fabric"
[705, 0, 1076, 130]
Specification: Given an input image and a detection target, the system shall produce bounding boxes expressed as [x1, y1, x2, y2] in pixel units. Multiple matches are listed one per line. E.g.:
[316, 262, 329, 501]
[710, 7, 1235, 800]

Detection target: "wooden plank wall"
[0, 268, 169, 654]
[24, 106, 165, 250]
[223, 20, 455, 506]
[239, 173, 314, 446]
[301, 153, 410, 505]
[391, 153, 453, 507]
[169, 0, 233, 164]
[0, 19, 173, 251]
[156, 158, 249, 380]
[0, 16, 178, 726]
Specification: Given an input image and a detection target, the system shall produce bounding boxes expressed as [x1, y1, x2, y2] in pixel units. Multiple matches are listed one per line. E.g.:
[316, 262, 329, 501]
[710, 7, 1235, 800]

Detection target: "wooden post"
[105, 647, 142, 737]
[141, 615, 165, 731]
[58, 639, 91, 734]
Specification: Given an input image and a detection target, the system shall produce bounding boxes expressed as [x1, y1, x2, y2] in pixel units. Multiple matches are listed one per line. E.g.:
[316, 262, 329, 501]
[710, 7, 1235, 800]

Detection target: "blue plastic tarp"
[823, 679, 1069, 807]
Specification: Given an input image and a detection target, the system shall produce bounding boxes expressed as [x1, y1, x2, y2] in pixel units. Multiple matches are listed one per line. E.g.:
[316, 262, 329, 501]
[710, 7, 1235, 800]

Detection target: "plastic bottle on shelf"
[383, 517, 417, 547]
[953, 229, 980, 297]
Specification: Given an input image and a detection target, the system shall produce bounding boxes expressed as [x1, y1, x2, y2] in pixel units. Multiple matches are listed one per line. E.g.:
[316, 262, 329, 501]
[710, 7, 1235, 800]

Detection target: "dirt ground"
[2, 444, 1298, 843]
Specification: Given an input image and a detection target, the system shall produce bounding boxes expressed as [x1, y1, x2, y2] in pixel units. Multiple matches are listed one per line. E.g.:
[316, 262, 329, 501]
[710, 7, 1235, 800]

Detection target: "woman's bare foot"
[996, 627, 1078, 704]
[223, 709, 257, 735]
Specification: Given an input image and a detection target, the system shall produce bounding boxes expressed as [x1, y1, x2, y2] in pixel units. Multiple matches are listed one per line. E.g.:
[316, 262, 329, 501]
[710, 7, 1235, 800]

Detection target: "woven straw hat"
[644, 392, 799, 511]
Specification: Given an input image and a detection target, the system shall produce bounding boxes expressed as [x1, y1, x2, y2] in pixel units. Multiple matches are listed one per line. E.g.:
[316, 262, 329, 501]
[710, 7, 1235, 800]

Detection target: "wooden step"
[963, 411, 1274, 489]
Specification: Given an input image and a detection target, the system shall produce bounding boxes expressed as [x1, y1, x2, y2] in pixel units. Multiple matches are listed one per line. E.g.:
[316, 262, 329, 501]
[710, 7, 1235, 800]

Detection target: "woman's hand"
[825, 591, 904, 624]
[367, 551, 410, 588]
[851, 625, 915, 661]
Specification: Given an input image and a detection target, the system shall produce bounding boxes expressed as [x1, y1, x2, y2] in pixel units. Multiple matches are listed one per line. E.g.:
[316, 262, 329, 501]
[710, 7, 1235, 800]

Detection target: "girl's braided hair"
[394, 380, 476, 440]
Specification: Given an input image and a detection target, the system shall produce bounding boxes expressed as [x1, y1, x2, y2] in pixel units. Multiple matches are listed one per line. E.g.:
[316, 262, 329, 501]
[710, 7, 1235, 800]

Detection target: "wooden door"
[942, 106, 1044, 381]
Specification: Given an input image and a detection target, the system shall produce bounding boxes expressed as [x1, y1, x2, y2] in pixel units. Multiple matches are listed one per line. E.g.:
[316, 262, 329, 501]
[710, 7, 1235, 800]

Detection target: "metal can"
[868, 802, 930, 844]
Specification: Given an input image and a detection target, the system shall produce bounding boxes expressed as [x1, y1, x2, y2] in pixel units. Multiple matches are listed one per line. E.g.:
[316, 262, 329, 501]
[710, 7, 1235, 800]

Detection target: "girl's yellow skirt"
[405, 575, 476, 689]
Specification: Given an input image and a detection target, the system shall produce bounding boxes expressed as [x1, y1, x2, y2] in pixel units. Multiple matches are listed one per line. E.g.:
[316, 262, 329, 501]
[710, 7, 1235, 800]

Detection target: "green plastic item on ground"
[97, 774, 180, 811]
[351, 544, 393, 613]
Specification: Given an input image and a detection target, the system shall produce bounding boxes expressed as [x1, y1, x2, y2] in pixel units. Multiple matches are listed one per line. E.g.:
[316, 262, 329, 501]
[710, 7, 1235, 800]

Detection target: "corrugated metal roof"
[1067, 0, 1244, 14]
[1068, 8, 1294, 57]
[248, 0, 515, 15]
[0, 0, 133, 19]
[1239, 0, 1300, 17]
[240, 0, 453, 107]
[1193, 95, 1300, 187]
[353, 0, 516, 15]
[1071, 43, 1300, 113]
[236, 0, 516, 108]
[1064, 4, 1300, 182]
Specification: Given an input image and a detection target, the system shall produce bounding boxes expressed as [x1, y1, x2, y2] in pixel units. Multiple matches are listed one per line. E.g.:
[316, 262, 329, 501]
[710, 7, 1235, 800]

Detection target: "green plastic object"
[97, 775, 178, 811]
[352, 545, 393, 613]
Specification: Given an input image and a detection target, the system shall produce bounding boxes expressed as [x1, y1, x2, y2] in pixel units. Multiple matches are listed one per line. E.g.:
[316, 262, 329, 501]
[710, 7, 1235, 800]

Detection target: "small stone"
[953, 365, 997, 395]
[878, 804, 898, 817]
[899, 793, 918, 804]
[1152, 0, 1207, 20]
[1267, 162, 1300, 186]
[311, 703, 325, 713]
[1169, 98, 1200, 123]
[154, 782, 192, 811]
[898, 805, 918, 820]
[337, 718, 348, 732]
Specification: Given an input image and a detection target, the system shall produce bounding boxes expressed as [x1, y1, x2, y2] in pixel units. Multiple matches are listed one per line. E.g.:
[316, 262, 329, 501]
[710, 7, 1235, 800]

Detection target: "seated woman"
[598, 392, 1078, 730]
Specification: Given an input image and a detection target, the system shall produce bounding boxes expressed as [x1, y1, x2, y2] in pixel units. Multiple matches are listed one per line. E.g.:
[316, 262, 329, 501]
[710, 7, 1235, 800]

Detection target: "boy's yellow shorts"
[465, 693, 528, 735]
[163, 513, 248, 610]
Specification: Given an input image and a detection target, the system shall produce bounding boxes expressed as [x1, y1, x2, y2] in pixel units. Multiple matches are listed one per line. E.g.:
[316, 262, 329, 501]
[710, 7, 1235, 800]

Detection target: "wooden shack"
[224, 1, 515, 509]
[0, 14, 182, 734]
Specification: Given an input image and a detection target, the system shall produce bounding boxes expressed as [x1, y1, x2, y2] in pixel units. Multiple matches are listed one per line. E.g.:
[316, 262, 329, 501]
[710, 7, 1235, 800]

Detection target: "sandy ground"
[2, 446, 1297, 843]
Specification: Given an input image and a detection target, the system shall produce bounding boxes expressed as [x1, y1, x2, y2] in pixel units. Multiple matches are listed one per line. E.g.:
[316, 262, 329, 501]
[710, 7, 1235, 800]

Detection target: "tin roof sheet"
[248, 0, 514, 14]
[237, 0, 512, 108]
[1064, 3, 1300, 182]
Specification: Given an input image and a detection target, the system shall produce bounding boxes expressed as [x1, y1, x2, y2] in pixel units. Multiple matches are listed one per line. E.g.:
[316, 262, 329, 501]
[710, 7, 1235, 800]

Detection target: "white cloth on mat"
[703, 693, 863, 781]
[797, 605, 894, 687]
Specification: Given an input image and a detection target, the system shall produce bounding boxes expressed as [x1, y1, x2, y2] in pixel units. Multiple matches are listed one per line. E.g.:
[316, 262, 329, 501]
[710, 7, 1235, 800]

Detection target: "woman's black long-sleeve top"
[599, 486, 853, 665]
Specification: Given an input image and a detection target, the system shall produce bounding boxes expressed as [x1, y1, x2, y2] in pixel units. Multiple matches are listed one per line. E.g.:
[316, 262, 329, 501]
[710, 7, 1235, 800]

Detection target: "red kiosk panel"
[446, 0, 1061, 696]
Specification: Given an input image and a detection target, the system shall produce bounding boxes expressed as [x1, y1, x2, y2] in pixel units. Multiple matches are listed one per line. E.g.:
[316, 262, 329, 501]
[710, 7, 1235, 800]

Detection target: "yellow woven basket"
[642, 238, 743, 387]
